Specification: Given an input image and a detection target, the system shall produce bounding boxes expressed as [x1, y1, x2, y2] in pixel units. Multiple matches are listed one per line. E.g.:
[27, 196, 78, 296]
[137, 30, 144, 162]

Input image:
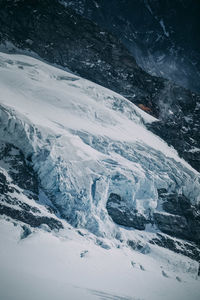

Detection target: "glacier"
[0, 51, 200, 299]
[0, 51, 200, 238]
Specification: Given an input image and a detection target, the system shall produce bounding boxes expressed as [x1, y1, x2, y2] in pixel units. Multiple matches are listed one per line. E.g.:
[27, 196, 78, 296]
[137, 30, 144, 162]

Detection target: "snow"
[0, 51, 200, 237]
[0, 219, 200, 300]
[0, 51, 200, 299]
[188, 147, 200, 153]
[159, 20, 169, 37]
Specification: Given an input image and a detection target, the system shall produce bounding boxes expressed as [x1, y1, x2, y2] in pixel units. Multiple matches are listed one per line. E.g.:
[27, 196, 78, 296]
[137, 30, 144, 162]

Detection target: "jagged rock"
[148, 111, 200, 171]
[154, 212, 189, 240]
[0, 142, 39, 199]
[63, 0, 200, 94]
[161, 193, 192, 216]
[0, 204, 63, 230]
[149, 233, 200, 262]
[106, 193, 148, 230]
[155, 190, 200, 243]
[0, 142, 63, 230]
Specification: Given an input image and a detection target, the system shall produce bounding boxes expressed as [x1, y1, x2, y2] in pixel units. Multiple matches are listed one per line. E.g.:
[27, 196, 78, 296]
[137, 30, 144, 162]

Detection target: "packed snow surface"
[0, 219, 200, 300]
[0, 52, 200, 299]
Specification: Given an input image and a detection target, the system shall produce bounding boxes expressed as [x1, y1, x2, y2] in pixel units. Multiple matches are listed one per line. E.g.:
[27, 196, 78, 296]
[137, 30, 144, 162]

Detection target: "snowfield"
[0, 51, 200, 299]
[0, 219, 200, 300]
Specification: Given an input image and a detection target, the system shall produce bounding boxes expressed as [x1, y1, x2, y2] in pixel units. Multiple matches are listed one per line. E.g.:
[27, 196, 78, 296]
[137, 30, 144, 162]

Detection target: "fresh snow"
[0, 219, 199, 300]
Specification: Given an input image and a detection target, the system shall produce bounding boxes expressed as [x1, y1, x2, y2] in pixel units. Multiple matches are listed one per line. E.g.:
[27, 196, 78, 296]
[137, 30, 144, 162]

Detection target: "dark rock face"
[147, 100, 200, 171]
[161, 193, 193, 216]
[0, 142, 63, 230]
[106, 191, 200, 263]
[149, 233, 200, 263]
[106, 193, 147, 230]
[0, 205, 63, 230]
[107, 190, 200, 245]
[0, 0, 199, 171]
[106, 189, 200, 262]
[0, 142, 39, 199]
[63, 0, 200, 94]
[154, 212, 189, 241]
[154, 189, 200, 244]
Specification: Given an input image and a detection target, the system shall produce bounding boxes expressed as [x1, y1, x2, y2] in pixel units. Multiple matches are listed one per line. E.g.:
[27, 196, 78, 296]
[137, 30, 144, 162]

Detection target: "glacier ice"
[0, 51, 200, 237]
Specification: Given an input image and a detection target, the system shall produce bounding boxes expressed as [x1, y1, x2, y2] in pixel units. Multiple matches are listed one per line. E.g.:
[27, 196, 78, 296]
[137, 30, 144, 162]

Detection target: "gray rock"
[149, 233, 200, 262]
[106, 193, 148, 230]
[0, 142, 63, 230]
[154, 190, 200, 243]
[154, 212, 189, 240]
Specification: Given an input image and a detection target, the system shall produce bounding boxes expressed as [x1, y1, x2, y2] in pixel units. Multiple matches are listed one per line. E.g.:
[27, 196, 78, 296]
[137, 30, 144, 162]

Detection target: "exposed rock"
[0, 204, 63, 230]
[154, 190, 200, 243]
[127, 240, 151, 254]
[0, 142, 39, 199]
[20, 225, 32, 239]
[63, 0, 200, 94]
[147, 106, 200, 171]
[0, 142, 63, 230]
[107, 188, 200, 261]
[149, 233, 200, 262]
[161, 270, 169, 278]
[106, 193, 148, 230]
[153, 212, 190, 241]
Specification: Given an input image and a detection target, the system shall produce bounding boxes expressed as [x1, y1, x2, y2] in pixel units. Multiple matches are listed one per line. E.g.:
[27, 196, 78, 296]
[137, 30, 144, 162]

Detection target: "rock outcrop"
[0, 142, 63, 230]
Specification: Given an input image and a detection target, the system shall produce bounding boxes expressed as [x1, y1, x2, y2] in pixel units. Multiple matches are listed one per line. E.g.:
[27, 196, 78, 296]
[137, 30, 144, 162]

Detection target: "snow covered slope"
[0, 218, 200, 300]
[0, 52, 200, 299]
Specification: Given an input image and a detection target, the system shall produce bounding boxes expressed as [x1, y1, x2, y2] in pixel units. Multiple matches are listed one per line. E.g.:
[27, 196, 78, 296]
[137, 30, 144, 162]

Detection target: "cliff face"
[62, 0, 200, 94]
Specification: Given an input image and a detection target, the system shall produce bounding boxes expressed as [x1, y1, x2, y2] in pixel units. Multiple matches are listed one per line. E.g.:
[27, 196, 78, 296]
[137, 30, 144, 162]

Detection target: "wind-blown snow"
[0, 51, 199, 237]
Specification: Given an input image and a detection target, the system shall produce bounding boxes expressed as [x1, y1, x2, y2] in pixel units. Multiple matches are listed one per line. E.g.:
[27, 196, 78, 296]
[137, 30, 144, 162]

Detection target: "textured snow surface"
[0, 219, 200, 300]
[0, 51, 200, 237]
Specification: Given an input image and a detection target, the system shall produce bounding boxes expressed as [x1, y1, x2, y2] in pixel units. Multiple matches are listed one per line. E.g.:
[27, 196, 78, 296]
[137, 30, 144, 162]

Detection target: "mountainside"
[0, 52, 200, 299]
[62, 0, 200, 93]
[0, 1, 200, 299]
[0, 0, 199, 172]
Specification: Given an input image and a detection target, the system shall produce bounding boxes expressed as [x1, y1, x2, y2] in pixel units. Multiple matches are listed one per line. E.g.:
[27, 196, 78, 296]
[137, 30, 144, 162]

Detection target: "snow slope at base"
[0, 219, 199, 300]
